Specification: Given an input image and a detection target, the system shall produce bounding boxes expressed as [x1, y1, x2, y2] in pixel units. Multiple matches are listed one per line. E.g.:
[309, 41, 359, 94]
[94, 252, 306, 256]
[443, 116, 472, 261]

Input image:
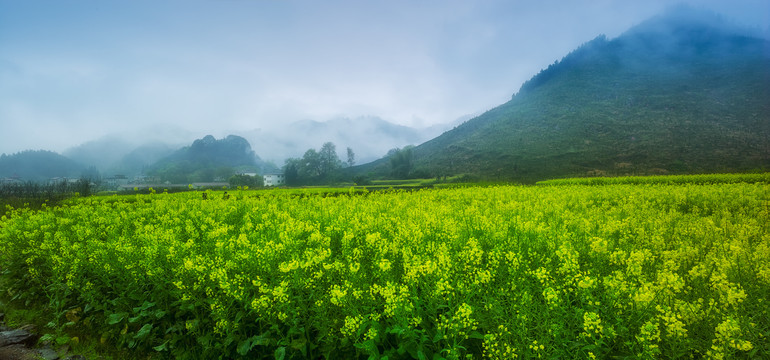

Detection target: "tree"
[283, 143, 344, 186]
[390, 146, 414, 179]
[346, 147, 355, 167]
[229, 174, 263, 188]
[283, 158, 301, 186]
[301, 149, 321, 179]
[319, 142, 342, 178]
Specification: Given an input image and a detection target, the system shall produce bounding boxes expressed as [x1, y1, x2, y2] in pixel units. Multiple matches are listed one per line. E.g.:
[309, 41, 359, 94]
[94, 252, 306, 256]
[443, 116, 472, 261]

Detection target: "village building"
[104, 175, 129, 189]
[263, 173, 285, 187]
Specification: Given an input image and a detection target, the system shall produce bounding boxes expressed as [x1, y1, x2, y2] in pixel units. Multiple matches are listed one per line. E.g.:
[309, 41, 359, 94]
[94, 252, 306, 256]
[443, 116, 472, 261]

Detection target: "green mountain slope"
[358, 8, 770, 182]
[0, 150, 85, 182]
[147, 135, 265, 183]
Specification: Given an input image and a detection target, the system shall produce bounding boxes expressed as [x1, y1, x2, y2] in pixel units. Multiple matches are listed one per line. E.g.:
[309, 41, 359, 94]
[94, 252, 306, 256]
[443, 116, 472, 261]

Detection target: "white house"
[263, 173, 285, 187]
[104, 175, 129, 189]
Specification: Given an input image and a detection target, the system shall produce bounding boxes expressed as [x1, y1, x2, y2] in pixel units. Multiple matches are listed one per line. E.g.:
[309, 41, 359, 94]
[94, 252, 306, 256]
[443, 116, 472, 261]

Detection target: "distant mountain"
[244, 116, 462, 164]
[0, 150, 85, 182]
[147, 135, 272, 183]
[63, 136, 135, 171]
[112, 142, 176, 176]
[63, 126, 199, 177]
[357, 7, 770, 182]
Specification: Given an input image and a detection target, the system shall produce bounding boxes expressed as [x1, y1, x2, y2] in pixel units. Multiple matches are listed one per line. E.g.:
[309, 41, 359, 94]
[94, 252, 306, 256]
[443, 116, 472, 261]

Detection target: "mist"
[1, 0, 768, 164]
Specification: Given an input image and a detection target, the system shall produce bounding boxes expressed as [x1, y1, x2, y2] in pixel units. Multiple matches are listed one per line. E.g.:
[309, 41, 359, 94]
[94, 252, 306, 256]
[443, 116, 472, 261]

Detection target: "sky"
[1, 0, 769, 155]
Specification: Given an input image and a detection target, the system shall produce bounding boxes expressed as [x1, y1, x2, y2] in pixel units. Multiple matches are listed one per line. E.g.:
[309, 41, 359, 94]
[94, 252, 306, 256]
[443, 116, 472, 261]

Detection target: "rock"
[64, 356, 86, 360]
[0, 344, 42, 360]
[18, 324, 36, 333]
[0, 328, 37, 347]
[36, 346, 60, 360]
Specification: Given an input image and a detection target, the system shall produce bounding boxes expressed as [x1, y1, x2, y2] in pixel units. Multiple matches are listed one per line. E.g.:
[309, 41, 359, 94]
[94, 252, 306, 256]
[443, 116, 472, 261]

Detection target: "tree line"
[282, 142, 354, 186]
[282, 142, 426, 186]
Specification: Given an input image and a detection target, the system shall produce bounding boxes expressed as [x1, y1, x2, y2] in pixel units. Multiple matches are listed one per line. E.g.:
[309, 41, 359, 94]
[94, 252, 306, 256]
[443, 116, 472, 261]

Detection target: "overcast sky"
[1, 0, 768, 154]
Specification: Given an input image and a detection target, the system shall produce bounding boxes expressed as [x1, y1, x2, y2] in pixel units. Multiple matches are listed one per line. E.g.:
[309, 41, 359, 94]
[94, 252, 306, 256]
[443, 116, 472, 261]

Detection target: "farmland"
[1, 177, 768, 359]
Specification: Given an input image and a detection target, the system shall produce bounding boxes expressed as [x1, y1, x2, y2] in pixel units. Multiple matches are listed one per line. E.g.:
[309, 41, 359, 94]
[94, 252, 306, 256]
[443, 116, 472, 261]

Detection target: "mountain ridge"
[355, 7, 770, 182]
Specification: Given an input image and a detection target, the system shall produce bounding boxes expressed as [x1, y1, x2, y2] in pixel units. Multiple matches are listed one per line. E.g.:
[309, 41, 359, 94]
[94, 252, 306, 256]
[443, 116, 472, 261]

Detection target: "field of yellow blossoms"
[1, 177, 768, 359]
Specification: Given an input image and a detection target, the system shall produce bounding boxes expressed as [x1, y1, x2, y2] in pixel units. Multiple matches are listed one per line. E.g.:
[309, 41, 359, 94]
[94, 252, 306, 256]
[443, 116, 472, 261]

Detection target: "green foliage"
[1, 182, 768, 358]
[147, 135, 260, 183]
[229, 174, 263, 188]
[0, 150, 85, 182]
[389, 146, 414, 179]
[283, 142, 344, 185]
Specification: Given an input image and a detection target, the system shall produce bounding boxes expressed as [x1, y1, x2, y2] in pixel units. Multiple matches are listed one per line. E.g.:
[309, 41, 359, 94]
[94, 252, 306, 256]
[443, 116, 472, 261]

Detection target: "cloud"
[0, 0, 767, 155]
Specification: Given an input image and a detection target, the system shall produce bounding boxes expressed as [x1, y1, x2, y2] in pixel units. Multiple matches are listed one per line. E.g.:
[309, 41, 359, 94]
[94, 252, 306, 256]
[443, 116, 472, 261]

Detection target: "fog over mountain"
[242, 115, 467, 164]
[57, 116, 463, 176]
[62, 125, 202, 175]
[354, 6, 770, 182]
[2, 1, 767, 156]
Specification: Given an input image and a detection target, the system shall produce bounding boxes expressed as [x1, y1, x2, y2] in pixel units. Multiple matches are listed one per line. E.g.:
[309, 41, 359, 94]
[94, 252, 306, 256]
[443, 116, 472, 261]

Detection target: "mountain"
[63, 126, 200, 177]
[63, 136, 135, 171]
[356, 7, 770, 182]
[147, 135, 272, 183]
[243, 116, 463, 164]
[0, 150, 85, 182]
[112, 142, 177, 176]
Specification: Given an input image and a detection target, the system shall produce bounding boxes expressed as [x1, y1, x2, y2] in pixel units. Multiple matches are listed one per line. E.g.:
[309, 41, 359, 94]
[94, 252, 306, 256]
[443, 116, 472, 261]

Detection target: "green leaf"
[134, 323, 153, 339]
[154, 310, 167, 319]
[237, 339, 253, 356]
[274, 346, 286, 360]
[291, 337, 307, 351]
[107, 312, 127, 325]
[254, 334, 270, 346]
[128, 315, 142, 323]
[237, 333, 271, 355]
[153, 340, 169, 352]
[133, 301, 155, 313]
[55, 335, 70, 345]
[432, 332, 443, 343]
[468, 331, 485, 340]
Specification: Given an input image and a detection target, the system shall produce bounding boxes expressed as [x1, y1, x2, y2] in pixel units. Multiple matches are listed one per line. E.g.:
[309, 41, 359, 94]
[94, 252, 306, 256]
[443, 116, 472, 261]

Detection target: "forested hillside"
[147, 135, 268, 183]
[357, 8, 770, 182]
[0, 150, 85, 182]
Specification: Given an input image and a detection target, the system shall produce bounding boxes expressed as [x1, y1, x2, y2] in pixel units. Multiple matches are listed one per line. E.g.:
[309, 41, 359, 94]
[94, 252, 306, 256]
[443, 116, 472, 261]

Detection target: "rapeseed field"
[1, 181, 767, 359]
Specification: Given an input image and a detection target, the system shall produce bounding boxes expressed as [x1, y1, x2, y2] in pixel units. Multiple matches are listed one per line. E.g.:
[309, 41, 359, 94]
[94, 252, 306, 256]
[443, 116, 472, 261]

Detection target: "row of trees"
[282, 142, 423, 186]
[228, 174, 264, 188]
[283, 142, 355, 186]
[0, 178, 94, 199]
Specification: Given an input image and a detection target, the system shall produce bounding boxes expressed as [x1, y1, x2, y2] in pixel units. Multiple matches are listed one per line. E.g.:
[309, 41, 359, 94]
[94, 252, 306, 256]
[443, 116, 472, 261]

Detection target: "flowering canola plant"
[1, 182, 768, 359]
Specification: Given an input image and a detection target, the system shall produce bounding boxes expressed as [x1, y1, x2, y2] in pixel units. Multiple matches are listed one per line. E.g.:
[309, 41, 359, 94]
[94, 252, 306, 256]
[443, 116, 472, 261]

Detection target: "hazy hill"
[63, 126, 200, 177]
[0, 150, 85, 182]
[147, 135, 272, 183]
[244, 116, 463, 164]
[357, 7, 770, 182]
[63, 136, 135, 171]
